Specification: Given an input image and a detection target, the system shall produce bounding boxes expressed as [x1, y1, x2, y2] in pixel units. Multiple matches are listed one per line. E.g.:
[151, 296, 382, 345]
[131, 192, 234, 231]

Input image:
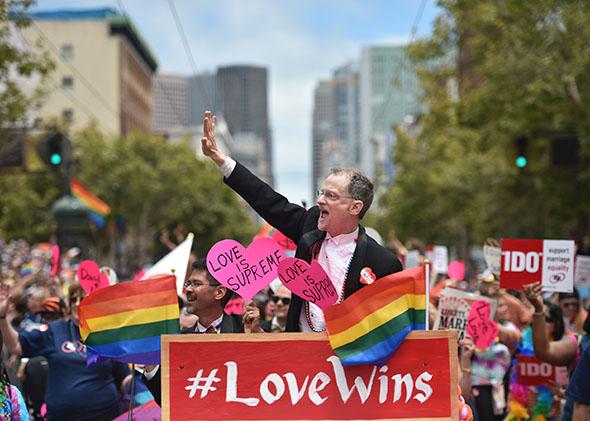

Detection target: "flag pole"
[423, 259, 430, 330]
[127, 363, 136, 421]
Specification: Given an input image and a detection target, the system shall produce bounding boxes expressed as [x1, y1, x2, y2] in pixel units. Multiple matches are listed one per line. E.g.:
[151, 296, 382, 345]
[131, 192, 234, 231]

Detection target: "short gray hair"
[330, 168, 374, 219]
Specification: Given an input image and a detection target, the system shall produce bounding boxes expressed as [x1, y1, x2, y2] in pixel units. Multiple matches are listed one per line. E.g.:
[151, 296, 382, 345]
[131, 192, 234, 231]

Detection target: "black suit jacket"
[224, 162, 403, 332]
[145, 313, 243, 406]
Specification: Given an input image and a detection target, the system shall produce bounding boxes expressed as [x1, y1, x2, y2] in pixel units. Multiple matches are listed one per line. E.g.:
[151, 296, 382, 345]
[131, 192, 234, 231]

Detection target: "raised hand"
[200, 111, 227, 166]
[523, 282, 544, 312]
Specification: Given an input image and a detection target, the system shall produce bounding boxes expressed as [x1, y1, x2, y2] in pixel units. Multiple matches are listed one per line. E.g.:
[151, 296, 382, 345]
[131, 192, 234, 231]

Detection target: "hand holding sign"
[77, 260, 110, 295]
[277, 258, 338, 309]
[206, 238, 284, 300]
[466, 300, 498, 350]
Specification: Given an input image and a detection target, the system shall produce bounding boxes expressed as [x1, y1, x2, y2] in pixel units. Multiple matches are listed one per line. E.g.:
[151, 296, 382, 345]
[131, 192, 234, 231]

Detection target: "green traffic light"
[515, 156, 527, 168]
[50, 153, 62, 166]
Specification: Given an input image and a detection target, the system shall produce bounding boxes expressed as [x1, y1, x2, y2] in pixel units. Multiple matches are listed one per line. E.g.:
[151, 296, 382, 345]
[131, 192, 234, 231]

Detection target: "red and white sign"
[500, 239, 575, 292]
[516, 355, 569, 386]
[161, 332, 458, 421]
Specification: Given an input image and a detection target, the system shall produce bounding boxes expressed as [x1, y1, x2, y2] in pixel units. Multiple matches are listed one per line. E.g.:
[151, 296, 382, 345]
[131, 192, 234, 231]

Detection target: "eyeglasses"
[183, 280, 215, 289]
[271, 296, 291, 305]
[561, 302, 579, 309]
[316, 189, 352, 202]
[545, 316, 554, 323]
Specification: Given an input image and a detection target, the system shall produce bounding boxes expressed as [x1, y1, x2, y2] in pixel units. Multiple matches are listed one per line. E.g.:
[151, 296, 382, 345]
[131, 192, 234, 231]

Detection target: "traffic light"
[36, 129, 70, 169]
[549, 133, 580, 169]
[514, 136, 528, 169]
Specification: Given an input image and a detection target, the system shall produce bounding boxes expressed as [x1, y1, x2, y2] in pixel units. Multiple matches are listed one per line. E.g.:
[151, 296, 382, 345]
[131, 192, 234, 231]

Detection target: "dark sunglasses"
[561, 302, 578, 308]
[271, 296, 291, 305]
[545, 316, 553, 323]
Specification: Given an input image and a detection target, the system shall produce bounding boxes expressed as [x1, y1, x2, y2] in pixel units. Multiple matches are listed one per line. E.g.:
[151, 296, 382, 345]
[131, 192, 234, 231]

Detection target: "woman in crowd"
[558, 289, 587, 334]
[0, 284, 132, 421]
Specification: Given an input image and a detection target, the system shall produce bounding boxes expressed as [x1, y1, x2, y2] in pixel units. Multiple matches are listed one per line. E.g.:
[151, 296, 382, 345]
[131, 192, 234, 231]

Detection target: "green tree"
[73, 127, 257, 265]
[376, 0, 590, 255]
[0, 0, 57, 240]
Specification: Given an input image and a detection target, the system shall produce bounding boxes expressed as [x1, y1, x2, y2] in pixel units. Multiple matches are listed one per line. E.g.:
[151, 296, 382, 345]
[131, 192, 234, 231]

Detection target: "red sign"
[500, 239, 543, 289]
[162, 331, 458, 421]
[516, 355, 569, 386]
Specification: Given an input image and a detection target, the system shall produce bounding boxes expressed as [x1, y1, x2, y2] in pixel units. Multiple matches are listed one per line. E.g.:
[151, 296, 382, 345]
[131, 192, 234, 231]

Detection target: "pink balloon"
[447, 260, 465, 281]
[206, 238, 284, 301]
[77, 260, 110, 295]
[277, 258, 338, 310]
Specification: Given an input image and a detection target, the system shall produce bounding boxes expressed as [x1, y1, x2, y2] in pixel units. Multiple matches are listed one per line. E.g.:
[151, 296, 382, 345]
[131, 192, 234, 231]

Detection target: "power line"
[166, 0, 214, 108]
[116, 0, 189, 129]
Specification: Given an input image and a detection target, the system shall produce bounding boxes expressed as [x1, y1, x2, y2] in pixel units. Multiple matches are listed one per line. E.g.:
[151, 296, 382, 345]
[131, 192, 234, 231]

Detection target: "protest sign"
[77, 260, 109, 294]
[161, 331, 458, 421]
[483, 245, 501, 275]
[426, 246, 448, 275]
[207, 238, 284, 300]
[501, 239, 575, 292]
[516, 355, 569, 386]
[143, 233, 193, 296]
[277, 258, 338, 309]
[433, 288, 497, 341]
[466, 301, 498, 350]
[405, 250, 420, 269]
[575, 255, 590, 287]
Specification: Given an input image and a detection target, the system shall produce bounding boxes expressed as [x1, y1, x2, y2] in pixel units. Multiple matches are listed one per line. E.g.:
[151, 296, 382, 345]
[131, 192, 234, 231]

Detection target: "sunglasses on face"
[561, 302, 578, 309]
[271, 296, 291, 305]
[545, 316, 553, 323]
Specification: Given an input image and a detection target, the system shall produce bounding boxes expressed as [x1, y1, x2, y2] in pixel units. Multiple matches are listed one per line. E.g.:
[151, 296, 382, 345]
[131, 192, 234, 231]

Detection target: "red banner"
[162, 331, 458, 421]
[500, 239, 543, 289]
[516, 355, 569, 386]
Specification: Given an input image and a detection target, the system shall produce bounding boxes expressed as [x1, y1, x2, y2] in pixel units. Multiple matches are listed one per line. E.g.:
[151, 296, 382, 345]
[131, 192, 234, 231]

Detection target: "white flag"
[142, 233, 194, 296]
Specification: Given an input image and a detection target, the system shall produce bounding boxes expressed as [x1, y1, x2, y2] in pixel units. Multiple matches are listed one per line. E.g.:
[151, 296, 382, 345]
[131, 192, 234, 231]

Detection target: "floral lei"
[504, 327, 552, 421]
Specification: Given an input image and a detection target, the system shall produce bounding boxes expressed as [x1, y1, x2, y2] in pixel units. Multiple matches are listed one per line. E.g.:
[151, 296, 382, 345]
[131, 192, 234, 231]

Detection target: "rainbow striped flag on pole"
[324, 266, 427, 366]
[79, 275, 180, 365]
[70, 178, 111, 228]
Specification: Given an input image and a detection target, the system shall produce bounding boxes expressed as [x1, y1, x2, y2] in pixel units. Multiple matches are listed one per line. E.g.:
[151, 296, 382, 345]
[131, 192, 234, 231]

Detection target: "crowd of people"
[0, 111, 587, 420]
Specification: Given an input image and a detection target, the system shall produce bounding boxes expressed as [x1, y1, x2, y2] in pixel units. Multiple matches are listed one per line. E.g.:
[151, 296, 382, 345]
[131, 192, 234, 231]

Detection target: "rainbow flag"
[79, 275, 180, 365]
[70, 178, 111, 228]
[324, 266, 427, 366]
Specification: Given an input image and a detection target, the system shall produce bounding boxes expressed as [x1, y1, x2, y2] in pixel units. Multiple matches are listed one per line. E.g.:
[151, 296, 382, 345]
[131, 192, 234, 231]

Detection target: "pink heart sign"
[77, 260, 110, 295]
[206, 238, 284, 301]
[277, 258, 338, 309]
[466, 300, 498, 350]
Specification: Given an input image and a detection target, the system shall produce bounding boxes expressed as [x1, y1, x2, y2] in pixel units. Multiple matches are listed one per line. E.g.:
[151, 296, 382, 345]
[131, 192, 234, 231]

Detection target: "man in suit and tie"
[144, 259, 258, 405]
[201, 111, 403, 333]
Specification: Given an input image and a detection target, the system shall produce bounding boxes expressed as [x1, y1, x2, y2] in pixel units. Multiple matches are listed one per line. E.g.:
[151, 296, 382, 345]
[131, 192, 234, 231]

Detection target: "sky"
[34, 0, 441, 204]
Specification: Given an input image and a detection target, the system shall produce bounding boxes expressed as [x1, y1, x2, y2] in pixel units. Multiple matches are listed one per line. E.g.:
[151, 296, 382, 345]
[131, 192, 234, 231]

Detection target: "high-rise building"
[154, 73, 189, 132]
[22, 8, 157, 135]
[188, 72, 216, 126]
[216, 65, 273, 185]
[333, 63, 361, 168]
[311, 80, 336, 195]
[359, 45, 423, 181]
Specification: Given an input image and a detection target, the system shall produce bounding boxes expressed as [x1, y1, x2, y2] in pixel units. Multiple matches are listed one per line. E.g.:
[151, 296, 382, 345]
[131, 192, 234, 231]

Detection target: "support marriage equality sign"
[161, 331, 458, 421]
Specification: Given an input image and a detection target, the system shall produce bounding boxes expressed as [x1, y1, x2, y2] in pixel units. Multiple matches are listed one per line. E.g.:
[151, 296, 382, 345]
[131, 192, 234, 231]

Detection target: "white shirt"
[299, 228, 358, 332]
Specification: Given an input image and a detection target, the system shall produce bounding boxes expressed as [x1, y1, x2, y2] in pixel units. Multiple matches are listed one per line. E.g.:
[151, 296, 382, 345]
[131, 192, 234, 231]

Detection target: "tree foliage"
[376, 0, 590, 252]
[72, 127, 257, 263]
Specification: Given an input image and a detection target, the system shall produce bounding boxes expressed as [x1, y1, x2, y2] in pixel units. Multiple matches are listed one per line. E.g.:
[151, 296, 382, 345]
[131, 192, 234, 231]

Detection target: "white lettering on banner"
[502, 251, 541, 273]
[191, 359, 434, 407]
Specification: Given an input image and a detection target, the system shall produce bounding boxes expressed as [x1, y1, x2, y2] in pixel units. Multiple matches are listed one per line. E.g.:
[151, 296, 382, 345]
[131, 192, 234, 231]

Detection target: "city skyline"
[33, 0, 440, 204]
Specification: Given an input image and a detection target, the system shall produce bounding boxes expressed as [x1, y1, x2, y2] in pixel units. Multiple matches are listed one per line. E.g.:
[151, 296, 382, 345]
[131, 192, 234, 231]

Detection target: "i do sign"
[500, 239, 575, 292]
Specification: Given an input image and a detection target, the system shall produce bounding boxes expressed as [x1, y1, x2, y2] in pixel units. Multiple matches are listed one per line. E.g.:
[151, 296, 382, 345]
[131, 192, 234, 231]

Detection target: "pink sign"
[447, 261, 465, 281]
[206, 238, 284, 301]
[277, 258, 338, 309]
[50, 244, 60, 277]
[77, 260, 110, 295]
[466, 300, 498, 350]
